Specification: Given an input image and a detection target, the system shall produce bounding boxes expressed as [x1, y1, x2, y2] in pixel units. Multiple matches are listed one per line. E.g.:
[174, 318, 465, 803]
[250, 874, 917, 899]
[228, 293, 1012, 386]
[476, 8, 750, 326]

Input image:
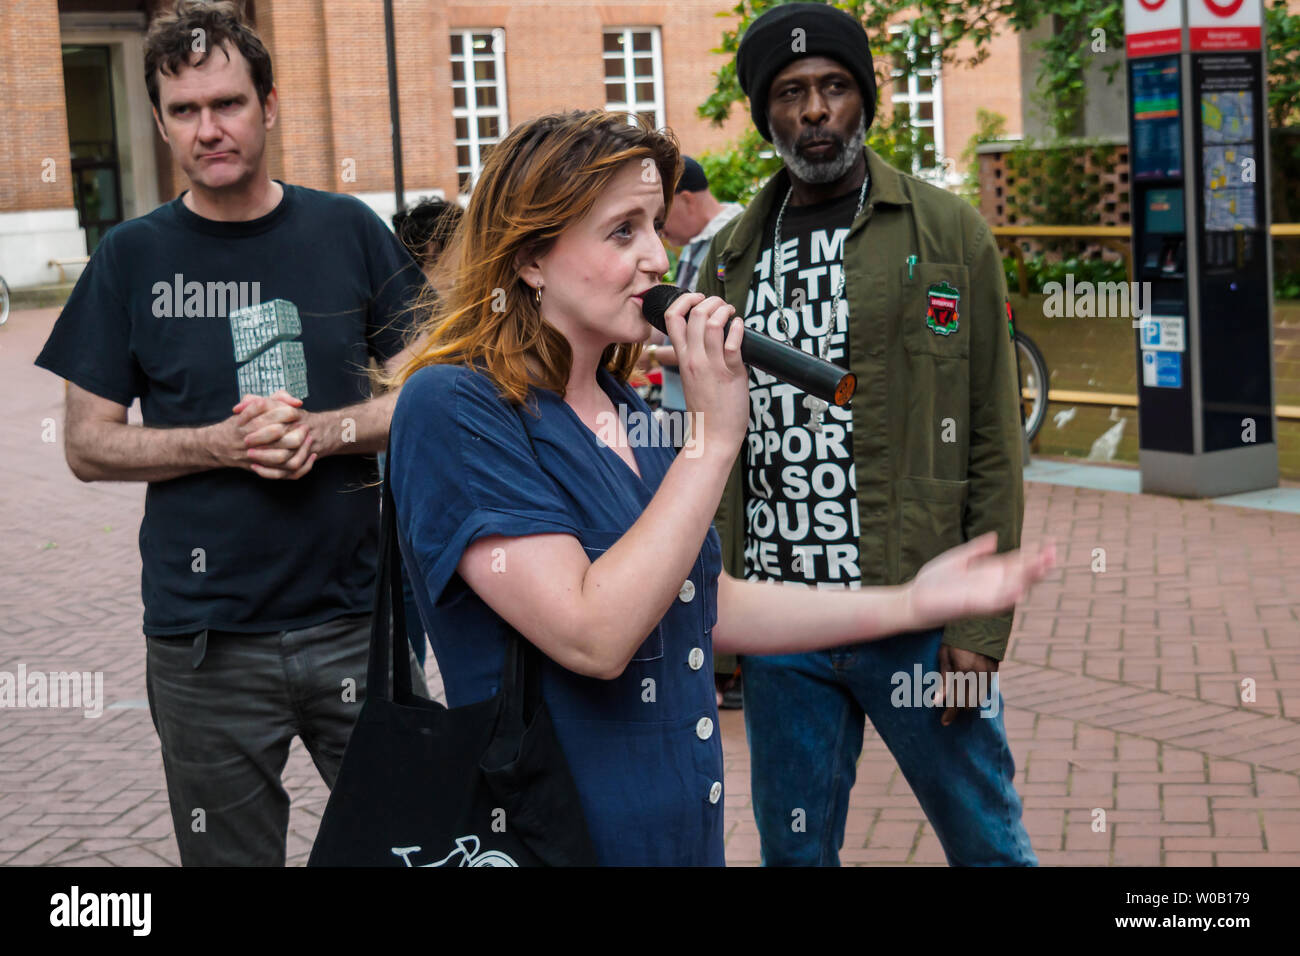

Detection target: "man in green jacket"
[695, 2, 1034, 865]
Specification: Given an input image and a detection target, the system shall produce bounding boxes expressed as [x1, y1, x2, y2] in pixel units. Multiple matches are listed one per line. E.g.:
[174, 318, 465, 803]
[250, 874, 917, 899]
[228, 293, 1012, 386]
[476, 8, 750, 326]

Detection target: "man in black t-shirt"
[33, 2, 426, 865]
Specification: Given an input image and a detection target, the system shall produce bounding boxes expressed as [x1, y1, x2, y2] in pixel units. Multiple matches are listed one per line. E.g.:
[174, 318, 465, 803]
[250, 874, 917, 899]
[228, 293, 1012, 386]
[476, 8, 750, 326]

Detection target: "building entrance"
[63, 44, 123, 253]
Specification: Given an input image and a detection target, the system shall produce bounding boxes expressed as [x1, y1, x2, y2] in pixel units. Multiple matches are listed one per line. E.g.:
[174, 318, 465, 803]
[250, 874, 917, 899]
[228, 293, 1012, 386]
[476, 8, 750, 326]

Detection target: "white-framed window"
[450, 28, 509, 191]
[888, 25, 951, 183]
[602, 27, 664, 130]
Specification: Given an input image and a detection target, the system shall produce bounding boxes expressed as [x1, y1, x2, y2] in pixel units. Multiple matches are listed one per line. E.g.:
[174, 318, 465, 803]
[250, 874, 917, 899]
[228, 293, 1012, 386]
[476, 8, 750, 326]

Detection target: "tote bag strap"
[373, 400, 546, 712]
[496, 397, 553, 720]
[367, 452, 415, 702]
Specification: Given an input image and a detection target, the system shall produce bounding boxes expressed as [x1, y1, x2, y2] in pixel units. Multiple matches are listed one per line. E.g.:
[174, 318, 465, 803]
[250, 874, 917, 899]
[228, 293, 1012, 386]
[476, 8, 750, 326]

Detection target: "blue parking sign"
[1155, 352, 1181, 388]
[1142, 350, 1183, 389]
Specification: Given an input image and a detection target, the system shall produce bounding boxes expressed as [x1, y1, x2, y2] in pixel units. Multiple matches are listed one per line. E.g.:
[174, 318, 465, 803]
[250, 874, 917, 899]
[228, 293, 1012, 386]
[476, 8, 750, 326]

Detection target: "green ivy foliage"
[1276, 269, 1300, 300]
[1005, 257, 1300, 301]
[1268, 0, 1300, 128]
[1004, 141, 1119, 228]
[1003, 254, 1125, 295]
[957, 108, 1010, 206]
[698, 129, 780, 206]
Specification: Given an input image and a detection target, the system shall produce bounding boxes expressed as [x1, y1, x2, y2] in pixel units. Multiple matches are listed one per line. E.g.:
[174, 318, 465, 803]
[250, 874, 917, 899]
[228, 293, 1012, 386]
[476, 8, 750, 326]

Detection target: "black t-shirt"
[740, 188, 861, 590]
[34, 183, 426, 635]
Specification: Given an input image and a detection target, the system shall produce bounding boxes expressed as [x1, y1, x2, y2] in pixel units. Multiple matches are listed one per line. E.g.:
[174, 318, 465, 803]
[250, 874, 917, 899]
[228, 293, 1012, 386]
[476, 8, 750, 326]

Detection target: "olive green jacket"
[697, 147, 1023, 661]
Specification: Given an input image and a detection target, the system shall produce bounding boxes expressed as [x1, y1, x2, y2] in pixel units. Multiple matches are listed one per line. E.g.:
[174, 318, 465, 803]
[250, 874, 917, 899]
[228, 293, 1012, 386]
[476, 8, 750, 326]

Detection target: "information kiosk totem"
[1124, 0, 1277, 496]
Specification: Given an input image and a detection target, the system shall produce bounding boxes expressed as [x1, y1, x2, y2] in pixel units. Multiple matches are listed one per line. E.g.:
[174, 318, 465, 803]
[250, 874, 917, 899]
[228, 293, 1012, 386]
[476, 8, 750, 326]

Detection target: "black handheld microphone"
[640, 284, 856, 407]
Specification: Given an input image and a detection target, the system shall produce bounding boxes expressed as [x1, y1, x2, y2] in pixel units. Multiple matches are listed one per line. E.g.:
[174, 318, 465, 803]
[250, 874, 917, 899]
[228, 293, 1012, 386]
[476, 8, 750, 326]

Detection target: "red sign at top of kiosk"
[1126, 0, 1183, 57]
[1126, 0, 1262, 56]
[1189, 0, 1262, 51]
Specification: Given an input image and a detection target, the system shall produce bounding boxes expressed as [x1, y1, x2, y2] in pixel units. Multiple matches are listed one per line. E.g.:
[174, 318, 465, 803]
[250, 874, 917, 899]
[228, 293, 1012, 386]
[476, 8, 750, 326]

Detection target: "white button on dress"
[678, 579, 695, 603]
[708, 781, 722, 804]
[688, 647, 705, 670]
[696, 716, 714, 740]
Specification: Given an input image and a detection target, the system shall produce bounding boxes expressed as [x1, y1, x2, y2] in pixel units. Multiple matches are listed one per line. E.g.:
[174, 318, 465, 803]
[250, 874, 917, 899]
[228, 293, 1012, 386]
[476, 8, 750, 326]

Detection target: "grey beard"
[772, 113, 868, 185]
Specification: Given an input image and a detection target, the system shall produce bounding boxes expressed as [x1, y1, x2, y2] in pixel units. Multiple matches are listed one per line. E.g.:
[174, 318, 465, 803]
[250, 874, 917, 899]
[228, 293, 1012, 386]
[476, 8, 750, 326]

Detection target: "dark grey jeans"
[145, 612, 427, 866]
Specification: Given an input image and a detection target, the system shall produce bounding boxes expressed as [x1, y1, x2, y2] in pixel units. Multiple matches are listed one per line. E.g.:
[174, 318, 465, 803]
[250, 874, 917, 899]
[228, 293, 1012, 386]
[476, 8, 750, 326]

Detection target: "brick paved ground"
[2, 307, 1298, 867]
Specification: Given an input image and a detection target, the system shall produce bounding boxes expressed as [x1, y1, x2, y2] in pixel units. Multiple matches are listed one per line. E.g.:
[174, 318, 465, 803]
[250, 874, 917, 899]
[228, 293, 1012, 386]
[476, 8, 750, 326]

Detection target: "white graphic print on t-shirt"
[740, 199, 861, 590]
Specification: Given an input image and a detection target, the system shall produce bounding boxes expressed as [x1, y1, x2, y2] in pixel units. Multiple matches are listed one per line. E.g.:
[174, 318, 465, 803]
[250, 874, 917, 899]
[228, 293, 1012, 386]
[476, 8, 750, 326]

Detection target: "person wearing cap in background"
[644, 157, 745, 708]
[693, 2, 1033, 865]
[663, 158, 745, 295]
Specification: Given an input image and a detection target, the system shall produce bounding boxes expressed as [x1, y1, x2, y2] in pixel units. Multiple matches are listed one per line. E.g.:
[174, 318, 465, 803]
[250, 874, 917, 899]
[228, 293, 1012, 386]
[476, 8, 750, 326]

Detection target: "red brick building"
[1, 0, 1024, 289]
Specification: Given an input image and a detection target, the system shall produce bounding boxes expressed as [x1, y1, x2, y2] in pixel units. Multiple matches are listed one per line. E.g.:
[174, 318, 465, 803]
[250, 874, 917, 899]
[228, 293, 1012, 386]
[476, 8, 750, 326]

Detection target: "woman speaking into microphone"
[385, 110, 1053, 866]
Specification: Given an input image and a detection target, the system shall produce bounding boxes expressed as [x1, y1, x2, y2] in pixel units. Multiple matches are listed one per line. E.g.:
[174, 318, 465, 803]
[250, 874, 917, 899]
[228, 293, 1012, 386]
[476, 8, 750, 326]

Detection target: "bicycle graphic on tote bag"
[391, 835, 518, 867]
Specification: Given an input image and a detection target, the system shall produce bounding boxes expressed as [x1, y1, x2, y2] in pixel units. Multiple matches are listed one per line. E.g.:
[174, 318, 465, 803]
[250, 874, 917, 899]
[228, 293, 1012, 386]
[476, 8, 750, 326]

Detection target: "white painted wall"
[0, 209, 88, 287]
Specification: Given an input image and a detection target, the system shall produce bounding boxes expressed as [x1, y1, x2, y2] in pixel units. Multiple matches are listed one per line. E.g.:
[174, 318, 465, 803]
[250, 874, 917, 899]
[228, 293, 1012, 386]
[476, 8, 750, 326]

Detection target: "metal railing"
[994, 223, 1300, 296]
[999, 224, 1300, 421]
[1022, 388, 1300, 423]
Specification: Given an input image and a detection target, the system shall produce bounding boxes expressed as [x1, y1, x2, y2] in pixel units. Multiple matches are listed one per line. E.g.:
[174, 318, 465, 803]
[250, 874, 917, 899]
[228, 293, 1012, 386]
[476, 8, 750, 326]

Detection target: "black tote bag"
[307, 458, 597, 867]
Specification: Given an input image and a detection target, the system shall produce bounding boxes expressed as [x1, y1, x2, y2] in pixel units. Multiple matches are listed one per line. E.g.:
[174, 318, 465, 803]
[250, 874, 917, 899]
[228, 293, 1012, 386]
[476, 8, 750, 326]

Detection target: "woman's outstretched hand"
[904, 532, 1056, 631]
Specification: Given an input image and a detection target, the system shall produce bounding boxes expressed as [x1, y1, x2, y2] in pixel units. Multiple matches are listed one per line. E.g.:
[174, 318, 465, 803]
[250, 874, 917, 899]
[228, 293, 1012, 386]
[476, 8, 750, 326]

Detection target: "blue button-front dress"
[388, 362, 725, 866]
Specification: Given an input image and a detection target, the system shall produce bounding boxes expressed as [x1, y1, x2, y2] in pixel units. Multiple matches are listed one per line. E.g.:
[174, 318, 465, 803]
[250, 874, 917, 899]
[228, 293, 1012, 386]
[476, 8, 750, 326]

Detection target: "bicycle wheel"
[1015, 331, 1049, 442]
[0, 275, 10, 327]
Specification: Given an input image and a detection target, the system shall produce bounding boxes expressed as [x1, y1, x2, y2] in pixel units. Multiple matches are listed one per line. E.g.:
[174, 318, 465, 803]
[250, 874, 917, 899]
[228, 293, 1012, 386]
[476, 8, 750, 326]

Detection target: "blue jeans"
[740, 628, 1036, 866]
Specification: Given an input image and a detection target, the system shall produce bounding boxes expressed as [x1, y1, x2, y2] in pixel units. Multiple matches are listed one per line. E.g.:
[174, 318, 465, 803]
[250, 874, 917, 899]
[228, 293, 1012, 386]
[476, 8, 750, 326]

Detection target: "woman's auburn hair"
[386, 110, 683, 406]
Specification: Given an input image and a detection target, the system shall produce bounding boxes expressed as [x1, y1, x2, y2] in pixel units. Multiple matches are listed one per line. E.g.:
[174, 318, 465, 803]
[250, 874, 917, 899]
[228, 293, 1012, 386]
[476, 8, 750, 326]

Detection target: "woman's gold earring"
[534, 285, 543, 307]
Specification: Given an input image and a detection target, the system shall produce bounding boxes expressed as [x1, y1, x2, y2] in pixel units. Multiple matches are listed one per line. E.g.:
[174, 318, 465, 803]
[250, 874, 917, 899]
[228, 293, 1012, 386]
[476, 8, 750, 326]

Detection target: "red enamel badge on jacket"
[926, 282, 960, 336]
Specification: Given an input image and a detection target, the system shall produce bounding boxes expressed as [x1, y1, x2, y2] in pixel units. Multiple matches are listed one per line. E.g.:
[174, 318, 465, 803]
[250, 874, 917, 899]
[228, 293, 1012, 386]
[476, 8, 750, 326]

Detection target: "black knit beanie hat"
[736, 2, 877, 142]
